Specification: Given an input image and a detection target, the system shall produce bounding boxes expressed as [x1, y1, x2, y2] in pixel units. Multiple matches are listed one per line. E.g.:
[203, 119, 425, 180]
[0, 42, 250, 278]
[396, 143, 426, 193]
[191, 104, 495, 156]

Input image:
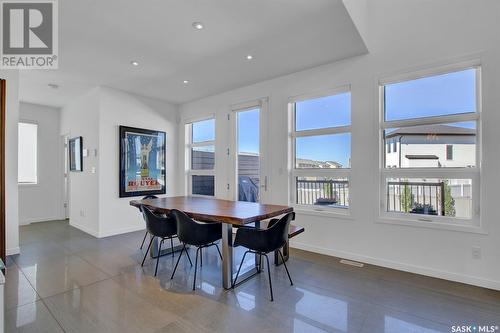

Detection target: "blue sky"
[385, 68, 476, 121]
[192, 118, 215, 143]
[238, 108, 260, 154]
[192, 69, 476, 166]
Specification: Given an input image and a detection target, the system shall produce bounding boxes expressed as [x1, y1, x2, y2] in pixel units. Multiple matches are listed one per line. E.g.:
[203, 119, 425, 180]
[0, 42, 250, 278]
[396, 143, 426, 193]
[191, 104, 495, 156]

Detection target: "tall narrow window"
[290, 88, 351, 211]
[18, 122, 38, 184]
[381, 66, 480, 225]
[186, 118, 215, 196]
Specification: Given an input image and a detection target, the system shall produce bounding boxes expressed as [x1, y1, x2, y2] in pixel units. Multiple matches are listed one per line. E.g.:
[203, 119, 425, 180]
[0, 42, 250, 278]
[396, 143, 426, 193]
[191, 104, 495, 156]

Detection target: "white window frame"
[228, 98, 269, 202]
[18, 120, 39, 185]
[288, 85, 352, 215]
[185, 117, 216, 197]
[378, 62, 482, 231]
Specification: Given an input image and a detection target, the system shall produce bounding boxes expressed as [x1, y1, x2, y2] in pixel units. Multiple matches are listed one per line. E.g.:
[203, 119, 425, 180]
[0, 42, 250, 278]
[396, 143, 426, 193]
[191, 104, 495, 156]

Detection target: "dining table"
[130, 196, 293, 289]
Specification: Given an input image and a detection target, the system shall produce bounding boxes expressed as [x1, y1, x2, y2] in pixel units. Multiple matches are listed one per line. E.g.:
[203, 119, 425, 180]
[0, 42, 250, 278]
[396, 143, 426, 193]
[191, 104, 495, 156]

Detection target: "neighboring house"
[296, 158, 344, 168]
[385, 124, 475, 168]
[385, 124, 474, 217]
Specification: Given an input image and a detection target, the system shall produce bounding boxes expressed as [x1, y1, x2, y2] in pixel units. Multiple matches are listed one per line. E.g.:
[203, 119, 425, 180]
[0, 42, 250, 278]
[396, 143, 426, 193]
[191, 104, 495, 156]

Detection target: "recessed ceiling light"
[130, 60, 139, 66]
[183, 80, 189, 84]
[192, 22, 204, 30]
[48, 83, 59, 89]
[246, 55, 253, 60]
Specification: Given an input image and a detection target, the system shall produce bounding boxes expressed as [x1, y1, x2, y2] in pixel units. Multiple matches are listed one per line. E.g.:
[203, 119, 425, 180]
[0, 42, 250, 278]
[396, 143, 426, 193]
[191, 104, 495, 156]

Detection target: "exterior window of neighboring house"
[289, 87, 351, 211]
[186, 118, 215, 196]
[18, 122, 38, 184]
[446, 145, 453, 160]
[380, 65, 480, 226]
[393, 141, 397, 153]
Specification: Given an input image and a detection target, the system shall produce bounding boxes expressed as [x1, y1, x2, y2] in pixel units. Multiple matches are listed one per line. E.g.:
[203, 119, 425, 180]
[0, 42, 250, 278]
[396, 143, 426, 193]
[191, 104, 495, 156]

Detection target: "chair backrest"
[170, 209, 215, 246]
[170, 209, 200, 244]
[141, 205, 177, 238]
[265, 212, 294, 251]
[138, 195, 158, 213]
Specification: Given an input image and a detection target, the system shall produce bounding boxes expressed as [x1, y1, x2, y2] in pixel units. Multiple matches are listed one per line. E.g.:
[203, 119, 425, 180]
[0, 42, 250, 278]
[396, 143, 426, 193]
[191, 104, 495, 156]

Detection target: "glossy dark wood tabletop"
[130, 196, 293, 225]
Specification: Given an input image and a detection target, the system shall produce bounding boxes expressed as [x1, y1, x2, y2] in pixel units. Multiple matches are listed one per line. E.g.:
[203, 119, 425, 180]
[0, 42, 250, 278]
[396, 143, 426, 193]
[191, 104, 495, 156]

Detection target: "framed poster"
[69, 136, 83, 172]
[119, 126, 166, 198]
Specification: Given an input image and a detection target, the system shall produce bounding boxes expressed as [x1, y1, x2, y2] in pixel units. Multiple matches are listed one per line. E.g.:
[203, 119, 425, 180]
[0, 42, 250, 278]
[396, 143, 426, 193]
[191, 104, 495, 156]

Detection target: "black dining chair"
[169, 209, 223, 290]
[140, 205, 192, 276]
[232, 212, 294, 301]
[136, 195, 159, 250]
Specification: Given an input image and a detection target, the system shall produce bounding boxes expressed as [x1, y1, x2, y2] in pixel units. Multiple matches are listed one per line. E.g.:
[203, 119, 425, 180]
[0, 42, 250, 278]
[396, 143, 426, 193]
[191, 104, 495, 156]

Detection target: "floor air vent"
[339, 259, 364, 267]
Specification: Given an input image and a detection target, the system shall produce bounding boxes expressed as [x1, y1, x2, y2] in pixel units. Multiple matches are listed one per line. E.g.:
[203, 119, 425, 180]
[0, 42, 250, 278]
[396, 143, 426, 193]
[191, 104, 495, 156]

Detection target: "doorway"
[228, 99, 269, 203]
[62, 134, 70, 219]
[0, 79, 6, 264]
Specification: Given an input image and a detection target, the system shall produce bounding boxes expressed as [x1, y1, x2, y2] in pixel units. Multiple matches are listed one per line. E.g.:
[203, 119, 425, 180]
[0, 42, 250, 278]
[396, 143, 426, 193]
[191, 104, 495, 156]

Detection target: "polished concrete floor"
[4, 220, 500, 333]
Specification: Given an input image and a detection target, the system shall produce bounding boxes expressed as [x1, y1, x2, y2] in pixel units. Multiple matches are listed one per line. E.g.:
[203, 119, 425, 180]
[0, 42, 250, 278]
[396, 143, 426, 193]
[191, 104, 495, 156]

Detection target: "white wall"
[98, 87, 179, 237]
[60, 87, 179, 237]
[179, 0, 500, 289]
[1, 70, 20, 255]
[60, 88, 101, 236]
[18, 103, 64, 225]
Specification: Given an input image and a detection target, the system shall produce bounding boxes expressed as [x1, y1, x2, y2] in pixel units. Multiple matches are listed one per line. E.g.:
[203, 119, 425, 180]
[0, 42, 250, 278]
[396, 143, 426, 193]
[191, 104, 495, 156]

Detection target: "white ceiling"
[19, 0, 367, 107]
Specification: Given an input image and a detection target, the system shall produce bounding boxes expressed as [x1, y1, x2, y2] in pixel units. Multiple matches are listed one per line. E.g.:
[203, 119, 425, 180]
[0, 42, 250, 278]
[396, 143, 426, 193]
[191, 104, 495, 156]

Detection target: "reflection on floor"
[5, 220, 500, 333]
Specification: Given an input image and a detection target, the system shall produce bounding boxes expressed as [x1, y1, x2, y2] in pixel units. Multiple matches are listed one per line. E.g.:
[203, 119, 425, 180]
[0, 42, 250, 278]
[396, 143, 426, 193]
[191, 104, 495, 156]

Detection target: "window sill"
[293, 206, 354, 220]
[376, 216, 486, 234]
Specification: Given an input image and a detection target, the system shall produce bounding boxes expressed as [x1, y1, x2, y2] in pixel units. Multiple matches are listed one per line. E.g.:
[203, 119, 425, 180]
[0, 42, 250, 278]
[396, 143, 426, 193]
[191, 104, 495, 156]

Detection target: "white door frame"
[61, 134, 70, 219]
[227, 97, 269, 203]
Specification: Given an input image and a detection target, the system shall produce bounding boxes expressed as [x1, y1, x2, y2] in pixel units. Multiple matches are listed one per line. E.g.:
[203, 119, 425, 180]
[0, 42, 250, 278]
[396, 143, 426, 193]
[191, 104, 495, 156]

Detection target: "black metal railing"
[387, 181, 445, 216]
[296, 179, 349, 207]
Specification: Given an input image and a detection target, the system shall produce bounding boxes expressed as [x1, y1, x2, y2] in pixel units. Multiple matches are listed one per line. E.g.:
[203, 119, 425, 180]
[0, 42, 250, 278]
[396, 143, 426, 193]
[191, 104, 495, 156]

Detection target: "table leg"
[221, 223, 233, 289]
[254, 220, 261, 271]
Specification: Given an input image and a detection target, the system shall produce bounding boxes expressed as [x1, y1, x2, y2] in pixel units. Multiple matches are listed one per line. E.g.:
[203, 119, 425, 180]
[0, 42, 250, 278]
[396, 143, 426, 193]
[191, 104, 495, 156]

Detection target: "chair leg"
[141, 237, 154, 267]
[155, 239, 164, 277]
[140, 231, 148, 250]
[215, 244, 223, 261]
[264, 254, 274, 301]
[232, 251, 249, 288]
[200, 248, 203, 267]
[185, 245, 193, 266]
[171, 244, 186, 280]
[278, 249, 293, 285]
[193, 247, 200, 291]
[170, 238, 174, 258]
[257, 254, 262, 273]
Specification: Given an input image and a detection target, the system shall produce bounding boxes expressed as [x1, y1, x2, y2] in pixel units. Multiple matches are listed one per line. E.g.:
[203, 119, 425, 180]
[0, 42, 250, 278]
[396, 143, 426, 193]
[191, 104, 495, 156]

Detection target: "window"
[18, 122, 38, 184]
[446, 145, 453, 160]
[290, 89, 351, 210]
[381, 66, 480, 224]
[186, 118, 215, 196]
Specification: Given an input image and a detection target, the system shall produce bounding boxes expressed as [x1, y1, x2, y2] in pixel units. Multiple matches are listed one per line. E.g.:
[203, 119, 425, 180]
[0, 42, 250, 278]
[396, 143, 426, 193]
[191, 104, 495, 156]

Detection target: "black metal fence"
[387, 181, 445, 216]
[296, 179, 349, 207]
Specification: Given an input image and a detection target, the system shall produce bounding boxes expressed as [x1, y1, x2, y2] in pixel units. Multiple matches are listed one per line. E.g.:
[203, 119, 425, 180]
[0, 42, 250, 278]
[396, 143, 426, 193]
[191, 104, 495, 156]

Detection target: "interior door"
[229, 99, 269, 203]
[0, 79, 6, 264]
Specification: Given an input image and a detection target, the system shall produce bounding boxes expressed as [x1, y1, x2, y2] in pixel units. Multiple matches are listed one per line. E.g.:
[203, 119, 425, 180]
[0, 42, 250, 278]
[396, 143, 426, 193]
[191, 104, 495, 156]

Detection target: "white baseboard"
[69, 221, 144, 239]
[20, 216, 66, 225]
[6, 247, 20, 256]
[290, 241, 500, 291]
[98, 225, 145, 238]
[69, 221, 100, 238]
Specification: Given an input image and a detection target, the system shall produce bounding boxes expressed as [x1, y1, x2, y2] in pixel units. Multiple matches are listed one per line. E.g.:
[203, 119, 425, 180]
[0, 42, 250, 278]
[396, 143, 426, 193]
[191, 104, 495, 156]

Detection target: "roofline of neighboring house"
[385, 132, 475, 139]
